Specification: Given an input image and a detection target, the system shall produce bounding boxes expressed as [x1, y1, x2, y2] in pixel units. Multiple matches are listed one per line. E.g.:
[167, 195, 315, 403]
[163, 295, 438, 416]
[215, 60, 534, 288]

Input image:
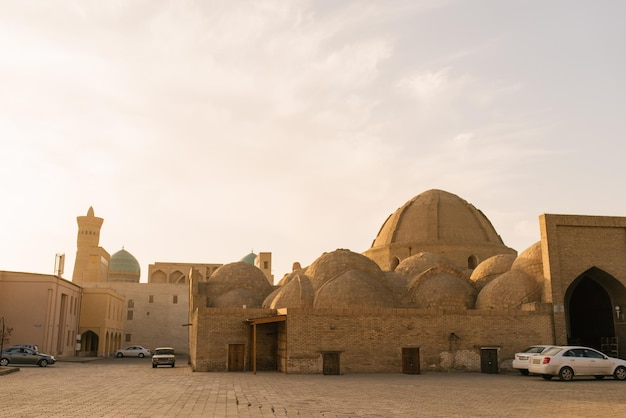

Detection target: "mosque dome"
[240, 252, 257, 265]
[470, 254, 517, 290]
[408, 268, 477, 309]
[314, 269, 395, 309]
[212, 288, 266, 308]
[108, 248, 141, 283]
[475, 269, 542, 310]
[307, 249, 385, 290]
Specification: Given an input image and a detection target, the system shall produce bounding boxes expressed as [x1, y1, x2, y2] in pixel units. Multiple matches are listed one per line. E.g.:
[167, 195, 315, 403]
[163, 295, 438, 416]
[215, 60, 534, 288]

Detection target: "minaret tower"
[72, 207, 110, 283]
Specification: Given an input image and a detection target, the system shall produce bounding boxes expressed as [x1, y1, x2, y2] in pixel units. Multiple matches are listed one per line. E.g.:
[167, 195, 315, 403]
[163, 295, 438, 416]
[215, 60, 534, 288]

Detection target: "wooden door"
[322, 352, 340, 375]
[402, 347, 420, 374]
[228, 344, 245, 371]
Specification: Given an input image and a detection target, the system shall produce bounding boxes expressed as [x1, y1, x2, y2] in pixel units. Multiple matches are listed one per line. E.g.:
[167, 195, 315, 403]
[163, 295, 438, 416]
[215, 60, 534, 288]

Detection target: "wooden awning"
[244, 315, 287, 374]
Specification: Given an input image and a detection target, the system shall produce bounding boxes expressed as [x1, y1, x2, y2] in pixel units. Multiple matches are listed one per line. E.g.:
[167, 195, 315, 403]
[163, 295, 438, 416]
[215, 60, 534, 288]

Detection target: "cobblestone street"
[2, 357, 626, 417]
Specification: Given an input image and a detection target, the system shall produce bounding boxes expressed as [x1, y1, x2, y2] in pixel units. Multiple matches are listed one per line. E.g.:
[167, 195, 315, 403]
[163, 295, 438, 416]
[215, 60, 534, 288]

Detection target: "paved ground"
[2, 356, 626, 417]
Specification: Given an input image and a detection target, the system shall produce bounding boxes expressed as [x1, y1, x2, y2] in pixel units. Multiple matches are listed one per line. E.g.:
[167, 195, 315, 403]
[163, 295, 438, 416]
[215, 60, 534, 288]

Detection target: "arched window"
[467, 255, 478, 270]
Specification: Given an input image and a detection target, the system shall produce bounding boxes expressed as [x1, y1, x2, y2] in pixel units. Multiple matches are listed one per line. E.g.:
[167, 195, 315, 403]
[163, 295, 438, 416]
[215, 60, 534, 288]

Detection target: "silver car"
[528, 346, 626, 381]
[0, 347, 55, 367]
[114, 345, 151, 358]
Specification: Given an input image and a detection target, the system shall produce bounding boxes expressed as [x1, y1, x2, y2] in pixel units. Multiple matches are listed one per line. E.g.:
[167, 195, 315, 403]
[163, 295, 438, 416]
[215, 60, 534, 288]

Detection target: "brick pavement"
[1, 357, 626, 417]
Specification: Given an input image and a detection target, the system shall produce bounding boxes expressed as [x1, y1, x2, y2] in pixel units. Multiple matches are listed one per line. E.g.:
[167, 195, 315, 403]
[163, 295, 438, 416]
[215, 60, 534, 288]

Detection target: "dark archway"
[81, 330, 99, 357]
[565, 268, 622, 350]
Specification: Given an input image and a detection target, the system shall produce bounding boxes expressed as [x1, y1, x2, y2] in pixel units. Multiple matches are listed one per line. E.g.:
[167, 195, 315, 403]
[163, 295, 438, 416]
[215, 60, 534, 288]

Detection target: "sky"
[1, 1, 625, 284]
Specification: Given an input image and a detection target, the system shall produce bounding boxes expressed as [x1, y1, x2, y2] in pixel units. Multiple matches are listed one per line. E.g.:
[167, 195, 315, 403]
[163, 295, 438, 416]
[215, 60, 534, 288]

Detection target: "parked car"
[114, 346, 151, 358]
[0, 347, 55, 367]
[528, 346, 626, 381]
[152, 347, 176, 368]
[512, 345, 555, 375]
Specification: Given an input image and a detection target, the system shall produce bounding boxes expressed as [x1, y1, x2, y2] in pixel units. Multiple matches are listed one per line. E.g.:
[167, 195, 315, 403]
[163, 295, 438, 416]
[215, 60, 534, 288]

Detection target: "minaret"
[72, 207, 109, 283]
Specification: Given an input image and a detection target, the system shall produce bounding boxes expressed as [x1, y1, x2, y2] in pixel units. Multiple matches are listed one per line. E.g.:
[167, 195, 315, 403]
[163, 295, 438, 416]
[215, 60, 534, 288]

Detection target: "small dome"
[206, 262, 272, 299]
[307, 249, 385, 290]
[109, 248, 141, 282]
[240, 252, 257, 265]
[263, 274, 315, 309]
[511, 242, 544, 284]
[395, 252, 455, 279]
[470, 254, 516, 290]
[475, 269, 542, 310]
[408, 268, 476, 309]
[314, 269, 395, 309]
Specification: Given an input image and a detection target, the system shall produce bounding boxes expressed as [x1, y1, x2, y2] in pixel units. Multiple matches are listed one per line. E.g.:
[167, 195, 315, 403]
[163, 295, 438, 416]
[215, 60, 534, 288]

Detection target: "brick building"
[188, 189, 626, 374]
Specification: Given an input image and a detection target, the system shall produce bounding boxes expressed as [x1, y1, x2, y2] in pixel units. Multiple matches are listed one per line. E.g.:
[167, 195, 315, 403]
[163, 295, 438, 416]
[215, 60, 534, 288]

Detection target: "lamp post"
[1, 316, 5, 356]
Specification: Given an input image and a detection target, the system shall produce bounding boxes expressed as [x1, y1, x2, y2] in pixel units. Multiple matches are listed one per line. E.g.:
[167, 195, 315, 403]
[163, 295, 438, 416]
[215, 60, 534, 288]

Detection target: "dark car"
[0, 347, 55, 367]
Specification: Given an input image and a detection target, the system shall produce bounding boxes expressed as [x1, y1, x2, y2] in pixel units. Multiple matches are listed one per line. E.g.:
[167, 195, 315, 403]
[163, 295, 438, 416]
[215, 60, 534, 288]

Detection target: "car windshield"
[156, 349, 174, 355]
[542, 347, 563, 356]
[523, 346, 548, 354]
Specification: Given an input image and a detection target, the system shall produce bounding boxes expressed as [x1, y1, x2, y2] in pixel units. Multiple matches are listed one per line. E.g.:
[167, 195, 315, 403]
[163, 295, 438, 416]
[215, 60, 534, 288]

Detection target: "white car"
[512, 345, 555, 375]
[152, 347, 176, 368]
[114, 346, 151, 358]
[528, 346, 626, 381]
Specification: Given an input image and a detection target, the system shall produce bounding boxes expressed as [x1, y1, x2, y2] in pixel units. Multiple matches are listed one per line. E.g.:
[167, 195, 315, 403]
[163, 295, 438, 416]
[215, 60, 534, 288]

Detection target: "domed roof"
[511, 241, 544, 284]
[313, 269, 395, 309]
[206, 262, 273, 299]
[470, 254, 516, 290]
[263, 274, 315, 309]
[307, 249, 385, 290]
[211, 288, 266, 308]
[408, 268, 477, 309]
[475, 269, 542, 310]
[371, 189, 506, 248]
[240, 252, 257, 265]
[395, 252, 455, 279]
[109, 248, 141, 276]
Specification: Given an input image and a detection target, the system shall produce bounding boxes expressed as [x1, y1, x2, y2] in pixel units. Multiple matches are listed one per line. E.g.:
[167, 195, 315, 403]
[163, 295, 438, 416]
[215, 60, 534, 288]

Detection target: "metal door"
[402, 347, 420, 374]
[480, 348, 499, 374]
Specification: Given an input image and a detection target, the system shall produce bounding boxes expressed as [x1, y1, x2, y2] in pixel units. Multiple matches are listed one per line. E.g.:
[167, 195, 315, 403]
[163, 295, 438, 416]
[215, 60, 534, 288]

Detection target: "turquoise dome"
[240, 252, 257, 265]
[109, 248, 141, 276]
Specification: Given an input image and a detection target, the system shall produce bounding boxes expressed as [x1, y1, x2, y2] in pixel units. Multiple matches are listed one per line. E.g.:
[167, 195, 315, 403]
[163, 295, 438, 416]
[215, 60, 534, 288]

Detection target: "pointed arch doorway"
[566, 268, 626, 352]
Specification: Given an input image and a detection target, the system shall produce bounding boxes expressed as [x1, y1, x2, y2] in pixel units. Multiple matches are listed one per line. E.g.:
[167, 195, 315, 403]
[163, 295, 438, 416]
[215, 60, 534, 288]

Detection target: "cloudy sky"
[1, 1, 624, 283]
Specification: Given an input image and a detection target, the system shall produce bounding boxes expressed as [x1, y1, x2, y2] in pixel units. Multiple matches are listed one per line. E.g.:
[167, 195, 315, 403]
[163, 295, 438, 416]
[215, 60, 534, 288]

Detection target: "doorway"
[402, 347, 420, 374]
[322, 352, 340, 375]
[228, 344, 245, 371]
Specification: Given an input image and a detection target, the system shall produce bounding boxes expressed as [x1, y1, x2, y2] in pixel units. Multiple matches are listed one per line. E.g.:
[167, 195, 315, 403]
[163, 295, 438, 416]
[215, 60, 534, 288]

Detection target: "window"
[263, 261, 269, 269]
[125, 334, 131, 342]
[173, 295, 178, 304]
[127, 310, 134, 320]
[149, 295, 154, 303]
[128, 299, 134, 309]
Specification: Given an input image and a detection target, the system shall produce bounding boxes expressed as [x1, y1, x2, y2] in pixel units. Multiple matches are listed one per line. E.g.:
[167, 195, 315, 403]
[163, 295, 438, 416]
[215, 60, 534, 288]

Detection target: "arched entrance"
[81, 330, 99, 357]
[565, 268, 625, 351]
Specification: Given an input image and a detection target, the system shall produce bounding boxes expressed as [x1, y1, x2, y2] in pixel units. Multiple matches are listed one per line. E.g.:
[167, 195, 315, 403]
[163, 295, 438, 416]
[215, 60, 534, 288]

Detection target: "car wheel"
[559, 367, 574, 381]
[519, 369, 529, 376]
[171, 363, 175, 368]
[0, 358, 9, 367]
[541, 374, 552, 380]
[152, 364, 157, 368]
[613, 366, 626, 381]
[116, 352, 123, 358]
[38, 359, 48, 367]
[138, 353, 145, 358]
[595, 375, 605, 380]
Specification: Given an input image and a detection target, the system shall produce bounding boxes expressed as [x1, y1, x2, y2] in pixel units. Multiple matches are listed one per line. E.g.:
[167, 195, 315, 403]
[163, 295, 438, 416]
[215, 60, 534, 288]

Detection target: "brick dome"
[408, 268, 477, 309]
[470, 254, 516, 290]
[475, 269, 542, 309]
[306, 249, 385, 290]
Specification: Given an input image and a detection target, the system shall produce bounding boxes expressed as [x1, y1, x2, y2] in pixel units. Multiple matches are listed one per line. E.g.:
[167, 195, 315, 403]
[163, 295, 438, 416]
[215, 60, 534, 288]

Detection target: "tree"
[0, 316, 13, 356]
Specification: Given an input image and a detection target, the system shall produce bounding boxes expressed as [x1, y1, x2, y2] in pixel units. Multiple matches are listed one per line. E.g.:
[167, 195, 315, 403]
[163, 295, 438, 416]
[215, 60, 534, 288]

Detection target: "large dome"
[372, 189, 505, 247]
[363, 189, 516, 271]
[108, 248, 140, 282]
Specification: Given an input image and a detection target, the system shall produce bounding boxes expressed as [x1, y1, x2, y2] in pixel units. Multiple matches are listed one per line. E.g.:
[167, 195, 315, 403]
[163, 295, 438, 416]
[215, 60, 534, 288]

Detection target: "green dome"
[240, 252, 257, 265]
[110, 248, 141, 276]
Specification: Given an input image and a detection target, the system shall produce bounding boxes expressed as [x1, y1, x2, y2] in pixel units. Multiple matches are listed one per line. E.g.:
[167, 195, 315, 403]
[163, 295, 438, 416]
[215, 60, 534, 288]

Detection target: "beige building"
[0, 271, 81, 357]
[188, 189, 626, 374]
